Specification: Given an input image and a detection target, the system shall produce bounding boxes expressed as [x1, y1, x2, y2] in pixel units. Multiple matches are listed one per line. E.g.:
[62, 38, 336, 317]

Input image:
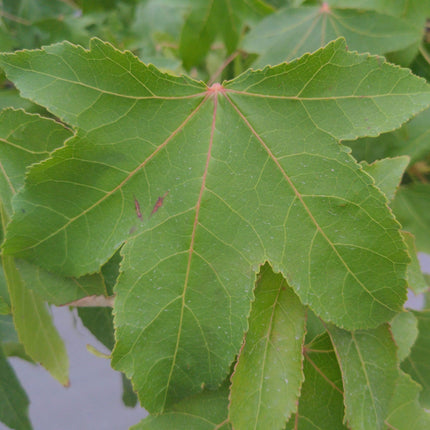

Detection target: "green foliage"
[1, 1, 430, 429]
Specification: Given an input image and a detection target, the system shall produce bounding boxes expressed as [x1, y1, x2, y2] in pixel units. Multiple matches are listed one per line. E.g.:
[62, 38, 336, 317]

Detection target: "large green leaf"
[242, 5, 420, 67]
[0, 38, 428, 411]
[402, 310, 430, 408]
[229, 264, 306, 430]
[327, 323, 399, 430]
[0, 345, 32, 430]
[348, 108, 430, 166]
[131, 384, 231, 430]
[179, 0, 273, 69]
[392, 184, 430, 253]
[286, 333, 348, 430]
[385, 372, 430, 429]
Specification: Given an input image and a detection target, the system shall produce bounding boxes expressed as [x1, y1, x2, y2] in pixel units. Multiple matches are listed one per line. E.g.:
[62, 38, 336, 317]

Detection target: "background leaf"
[402, 310, 430, 408]
[391, 311, 419, 362]
[392, 184, 430, 253]
[229, 263, 306, 430]
[0, 345, 32, 430]
[242, 6, 420, 67]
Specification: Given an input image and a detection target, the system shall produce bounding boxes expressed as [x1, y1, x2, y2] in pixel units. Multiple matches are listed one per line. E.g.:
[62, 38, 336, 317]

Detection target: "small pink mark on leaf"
[150, 191, 169, 217]
[134, 196, 142, 220]
[320, 2, 330, 13]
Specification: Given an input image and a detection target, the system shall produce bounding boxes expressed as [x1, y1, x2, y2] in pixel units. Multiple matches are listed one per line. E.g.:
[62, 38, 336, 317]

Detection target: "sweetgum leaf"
[0, 346, 32, 430]
[0, 38, 428, 410]
[286, 333, 347, 430]
[229, 263, 306, 430]
[392, 184, 430, 253]
[327, 323, 398, 430]
[242, 6, 420, 67]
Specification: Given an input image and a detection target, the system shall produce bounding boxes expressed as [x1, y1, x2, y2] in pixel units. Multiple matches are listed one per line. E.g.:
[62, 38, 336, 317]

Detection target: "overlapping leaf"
[0, 38, 428, 411]
[392, 184, 430, 253]
[348, 108, 430, 166]
[286, 333, 347, 430]
[327, 323, 399, 430]
[229, 264, 306, 430]
[242, 5, 420, 67]
[402, 310, 430, 408]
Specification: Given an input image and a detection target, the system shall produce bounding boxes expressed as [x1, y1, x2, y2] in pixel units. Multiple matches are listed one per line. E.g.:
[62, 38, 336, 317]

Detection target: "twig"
[0, 10, 31, 25]
[419, 43, 430, 66]
[208, 51, 240, 86]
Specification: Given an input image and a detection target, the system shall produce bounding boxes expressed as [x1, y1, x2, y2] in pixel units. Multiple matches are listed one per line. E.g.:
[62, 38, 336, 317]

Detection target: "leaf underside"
[0, 37, 428, 411]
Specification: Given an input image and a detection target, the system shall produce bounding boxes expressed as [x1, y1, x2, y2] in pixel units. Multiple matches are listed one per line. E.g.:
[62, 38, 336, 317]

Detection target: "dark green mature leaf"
[391, 311, 418, 362]
[392, 184, 430, 253]
[361, 156, 409, 203]
[122, 373, 138, 408]
[402, 310, 430, 408]
[229, 264, 306, 430]
[131, 384, 231, 430]
[327, 323, 398, 430]
[242, 5, 420, 67]
[286, 333, 347, 430]
[385, 372, 430, 429]
[78, 307, 115, 350]
[0, 314, 31, 361]
[179, 0, 273, 69]
[0, 345, 32, 430]
[0, 38, 428, 411]
[348, 108, 430, 166]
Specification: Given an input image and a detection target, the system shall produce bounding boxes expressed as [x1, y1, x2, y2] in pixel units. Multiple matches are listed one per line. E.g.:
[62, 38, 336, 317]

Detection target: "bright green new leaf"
[391, 311, 418, 362]
[385, 372, 430, 429]
[0, 345, 32, 430]
[131, 384, 231, 430]
[179, 0, 273, 69]
[229, 263, 306, 430]
[348, 108, 430, 166]
[402, 310, 430, 408]
[242, 5, 420, 67]
[360, 156, 409, 202]
[286, 333, 347, 430]
[402, 232, 428, 294]
[0, 38, 428, 411]
[392, 184, 430, 253]
[327, 323, 399, 430]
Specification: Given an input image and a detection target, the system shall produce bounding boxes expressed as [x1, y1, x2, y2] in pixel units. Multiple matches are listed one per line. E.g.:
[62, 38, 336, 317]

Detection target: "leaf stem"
[208, 51, 240, 85]
[419, 44, 430, 66]
[0, 10, 31, 25]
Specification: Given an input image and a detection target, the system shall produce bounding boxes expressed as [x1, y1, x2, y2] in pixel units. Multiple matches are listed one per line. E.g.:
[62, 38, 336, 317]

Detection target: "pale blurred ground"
[1, 255, 429, 430]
